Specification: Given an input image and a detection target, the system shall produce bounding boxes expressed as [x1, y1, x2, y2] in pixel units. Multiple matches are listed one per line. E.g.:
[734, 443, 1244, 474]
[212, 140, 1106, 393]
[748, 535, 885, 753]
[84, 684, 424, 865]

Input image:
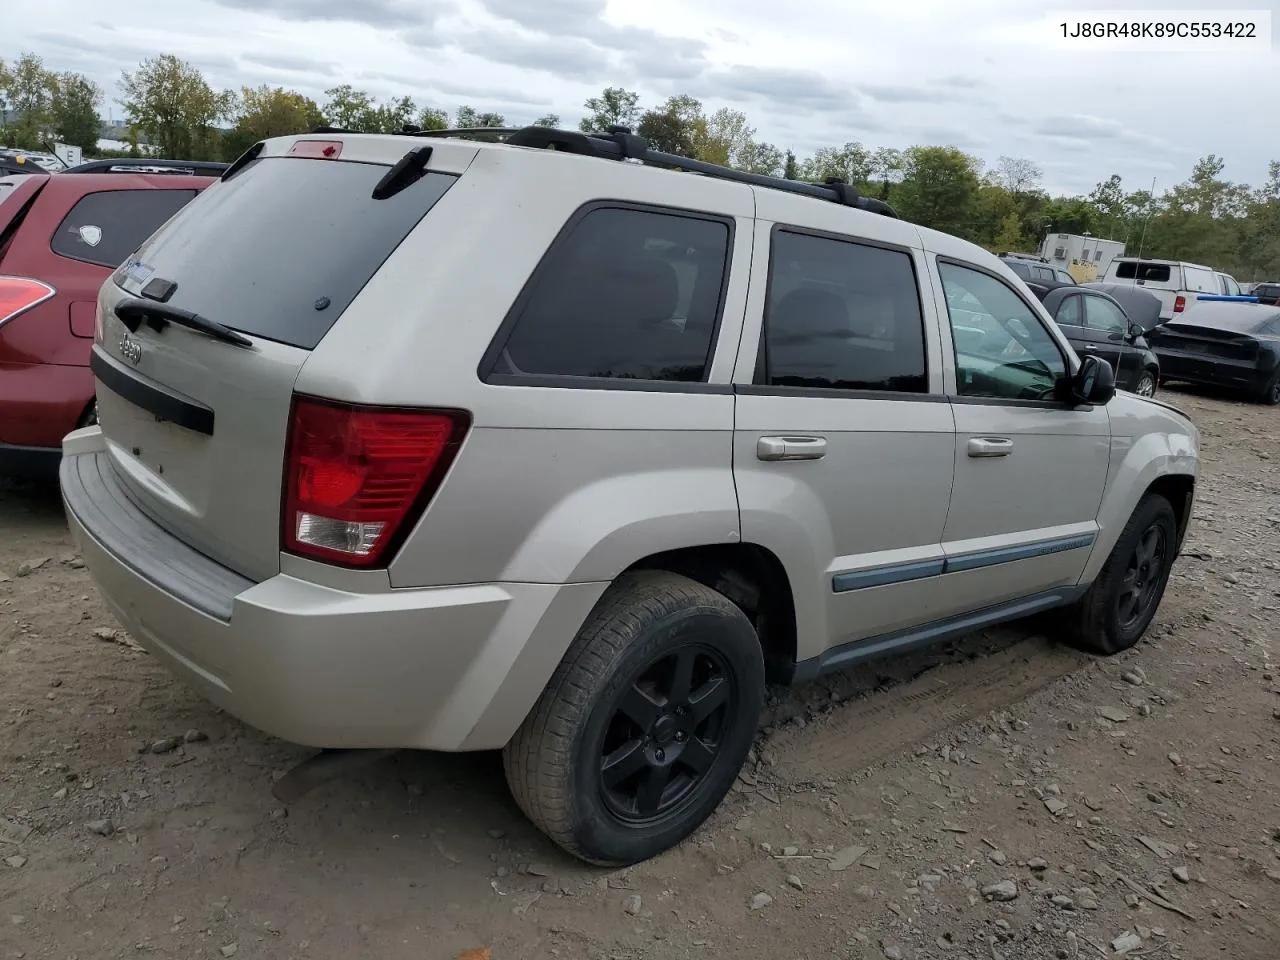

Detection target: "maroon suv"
[0, 159, 224, 476]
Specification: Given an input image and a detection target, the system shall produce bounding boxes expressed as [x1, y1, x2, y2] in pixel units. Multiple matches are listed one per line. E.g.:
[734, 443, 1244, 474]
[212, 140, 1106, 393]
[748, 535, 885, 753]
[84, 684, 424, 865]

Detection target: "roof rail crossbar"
[584, 127, 898, 218]
[302, 123, 900, 217]
[505, 127, 611, 157]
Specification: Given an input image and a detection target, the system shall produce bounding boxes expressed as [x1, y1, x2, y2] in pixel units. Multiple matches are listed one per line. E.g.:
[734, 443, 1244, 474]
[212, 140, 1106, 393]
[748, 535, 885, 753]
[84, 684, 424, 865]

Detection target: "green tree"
[579, 86, 641, 132]
[417, 107, 449, 131]
[894, 146, 982, 238]
[693, 107, 753, 166]
[221, 85, 323, 161]
[322, 84, 375, 129]
[2, 52, 55, 149]
[736, 140, 783, 176]
[800, 141, 872, 186]
[120, 54, 231, 160]
[783, 149, 798, 180]
[532, 113, 560, 127]
[637, 95, 704, 156]
[454, 105, 505, 128]
[993, 212, 1024, 252]
[50, 73, 103, 153]
[869, 147, 904, 200]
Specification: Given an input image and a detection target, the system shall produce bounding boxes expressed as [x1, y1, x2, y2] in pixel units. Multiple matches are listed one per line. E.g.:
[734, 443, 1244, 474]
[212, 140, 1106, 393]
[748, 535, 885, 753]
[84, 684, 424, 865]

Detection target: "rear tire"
[503, 570, 765, 866]
[1057, 494, 1177, 656]
[1258, 371, 1280, 406]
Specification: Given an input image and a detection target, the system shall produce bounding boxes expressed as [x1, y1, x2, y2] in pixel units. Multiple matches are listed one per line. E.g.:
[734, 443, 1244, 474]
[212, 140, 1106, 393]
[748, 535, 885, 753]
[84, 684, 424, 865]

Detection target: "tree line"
[3, 51, 1277, 280]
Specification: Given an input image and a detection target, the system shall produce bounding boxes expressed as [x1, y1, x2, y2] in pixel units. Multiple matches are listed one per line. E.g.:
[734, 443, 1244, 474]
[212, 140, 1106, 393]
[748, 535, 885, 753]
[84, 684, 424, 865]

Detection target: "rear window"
[1114, 261, 1171, 283]
[52, 189, 197, 269]
[114, 157, 456, 350]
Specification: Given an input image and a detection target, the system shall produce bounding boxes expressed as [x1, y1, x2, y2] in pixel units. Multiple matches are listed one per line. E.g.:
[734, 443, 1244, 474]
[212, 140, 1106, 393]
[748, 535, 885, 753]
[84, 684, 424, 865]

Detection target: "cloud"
[240, 51, 335, 75]
[209, 0, 447, 27]
[473, 0, 710, 81]
[447, 28, 612, 81]
[936, 74, 984, 88]
[917, 127, 990, 149]
[692, 65, 856, 110]
[1032, 113, 1166, 150]
[860, 83, 952, 104]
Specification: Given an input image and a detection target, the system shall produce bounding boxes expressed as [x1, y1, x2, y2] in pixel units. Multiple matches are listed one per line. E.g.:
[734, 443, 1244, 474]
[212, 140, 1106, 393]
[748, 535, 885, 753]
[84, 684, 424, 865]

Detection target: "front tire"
[1258, 371, 1280, 406]
[503, 571, 765, 866]
[1135, 370, 1157, 398]
[1058, 494, 1178, 656]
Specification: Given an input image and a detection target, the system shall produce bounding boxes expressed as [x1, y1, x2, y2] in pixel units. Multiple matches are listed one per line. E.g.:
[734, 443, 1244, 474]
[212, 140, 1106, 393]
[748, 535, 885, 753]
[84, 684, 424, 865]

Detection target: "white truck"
[1101, 257, 1222, 321]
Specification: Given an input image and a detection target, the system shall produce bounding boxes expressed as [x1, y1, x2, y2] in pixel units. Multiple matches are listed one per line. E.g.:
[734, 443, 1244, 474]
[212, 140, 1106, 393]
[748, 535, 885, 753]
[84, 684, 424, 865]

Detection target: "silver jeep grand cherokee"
[60, 126, 1198, 866]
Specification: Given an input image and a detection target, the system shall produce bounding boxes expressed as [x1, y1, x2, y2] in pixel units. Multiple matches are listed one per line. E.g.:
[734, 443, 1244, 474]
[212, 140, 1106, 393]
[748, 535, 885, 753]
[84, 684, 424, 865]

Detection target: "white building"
[1038, 233, 1127, 283]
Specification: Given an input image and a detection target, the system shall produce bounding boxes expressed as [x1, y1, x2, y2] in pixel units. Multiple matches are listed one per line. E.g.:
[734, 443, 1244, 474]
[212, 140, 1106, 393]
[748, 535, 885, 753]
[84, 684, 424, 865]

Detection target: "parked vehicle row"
[0, 160, 223, 476]
[59, 125, 1197, 866]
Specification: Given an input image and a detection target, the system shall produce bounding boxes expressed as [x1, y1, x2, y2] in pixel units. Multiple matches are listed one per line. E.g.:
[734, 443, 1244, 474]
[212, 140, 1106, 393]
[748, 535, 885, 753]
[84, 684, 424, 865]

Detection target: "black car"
[1026, 280, 1162, 397]
[1253, 282, 1280, 306]
[999, 253, 1076, 285]
[1146, 301, 1280, 405]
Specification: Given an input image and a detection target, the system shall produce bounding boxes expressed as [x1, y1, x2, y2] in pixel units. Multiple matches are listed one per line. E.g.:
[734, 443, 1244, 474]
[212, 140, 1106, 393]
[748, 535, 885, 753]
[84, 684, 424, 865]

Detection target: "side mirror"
[1068, 355, 1115, 405]
[1127, 320, 1143, 340]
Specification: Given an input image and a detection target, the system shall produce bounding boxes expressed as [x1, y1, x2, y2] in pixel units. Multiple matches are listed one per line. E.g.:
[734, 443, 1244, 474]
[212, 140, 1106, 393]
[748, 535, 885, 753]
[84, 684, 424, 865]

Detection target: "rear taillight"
[0, 276, 55, 329]
[282, 396, 470, 568]
[1174, 295, 1186, 313]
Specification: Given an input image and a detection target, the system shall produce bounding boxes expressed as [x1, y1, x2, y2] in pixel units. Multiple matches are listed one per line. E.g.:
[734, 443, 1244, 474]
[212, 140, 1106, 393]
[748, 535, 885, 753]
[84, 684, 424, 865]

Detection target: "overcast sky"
[5, 0, 1277, 195]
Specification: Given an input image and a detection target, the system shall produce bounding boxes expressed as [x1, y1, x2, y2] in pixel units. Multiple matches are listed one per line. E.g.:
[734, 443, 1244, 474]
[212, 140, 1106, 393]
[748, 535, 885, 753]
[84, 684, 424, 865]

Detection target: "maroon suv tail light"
[281, 396, 470, 568]
[0, 276, 55, 329]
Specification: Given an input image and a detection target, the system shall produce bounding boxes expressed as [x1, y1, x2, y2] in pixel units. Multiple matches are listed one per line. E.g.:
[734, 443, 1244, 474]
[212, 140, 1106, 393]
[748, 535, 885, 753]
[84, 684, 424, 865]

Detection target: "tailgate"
[91, 149, 459, 582]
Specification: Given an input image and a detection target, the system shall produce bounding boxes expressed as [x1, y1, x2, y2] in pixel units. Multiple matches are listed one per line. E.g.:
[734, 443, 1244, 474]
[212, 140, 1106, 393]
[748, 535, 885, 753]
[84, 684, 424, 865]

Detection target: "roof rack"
[405, 123, 900, 218]
[63, 158, 230, 176]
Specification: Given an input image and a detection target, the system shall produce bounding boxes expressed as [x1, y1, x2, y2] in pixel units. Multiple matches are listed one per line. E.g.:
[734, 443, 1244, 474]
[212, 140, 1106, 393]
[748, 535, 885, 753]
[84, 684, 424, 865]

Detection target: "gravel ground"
[1, 384, 1278, 960]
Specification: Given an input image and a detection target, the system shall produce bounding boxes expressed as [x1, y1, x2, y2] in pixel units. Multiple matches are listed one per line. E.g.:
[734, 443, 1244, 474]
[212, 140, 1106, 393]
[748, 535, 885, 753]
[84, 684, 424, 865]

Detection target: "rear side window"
[1005, 260, 1031, 279]
[114, 157, 457, 350]
[52, 190, 196, 269]
[1183, 266, 1217, 292]
[489, 206, 731, 383]
[1114, 261, 1171, 283]
[758, 230, 927, 393]
[1031, 266, 1055, 281]
[1055, 294, 1083, 326]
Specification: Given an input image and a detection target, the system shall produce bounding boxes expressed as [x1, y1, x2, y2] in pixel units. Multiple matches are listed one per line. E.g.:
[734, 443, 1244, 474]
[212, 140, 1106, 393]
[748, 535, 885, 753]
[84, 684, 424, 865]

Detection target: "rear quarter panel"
[294, 145, 757, 589]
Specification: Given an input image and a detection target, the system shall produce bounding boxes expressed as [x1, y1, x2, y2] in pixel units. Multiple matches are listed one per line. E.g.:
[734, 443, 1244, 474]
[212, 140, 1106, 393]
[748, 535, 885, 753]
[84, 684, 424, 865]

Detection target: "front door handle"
[757, 435, 827, 461]
[967, 437, 1014, 458]
[1081, 343, 1097, 351]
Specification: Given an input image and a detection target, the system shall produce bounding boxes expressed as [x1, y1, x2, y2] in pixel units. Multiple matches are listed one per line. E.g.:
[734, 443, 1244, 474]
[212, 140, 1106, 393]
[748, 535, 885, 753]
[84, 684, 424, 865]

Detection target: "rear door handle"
[967, 437, 1014, 458]
[757, 435, 827, 461]
[1081, 343, 1097, 351]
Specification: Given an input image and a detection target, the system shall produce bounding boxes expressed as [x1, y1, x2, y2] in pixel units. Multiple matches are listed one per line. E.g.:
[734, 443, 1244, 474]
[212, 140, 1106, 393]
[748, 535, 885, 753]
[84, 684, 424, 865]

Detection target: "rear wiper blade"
[114, 298, 253, 348]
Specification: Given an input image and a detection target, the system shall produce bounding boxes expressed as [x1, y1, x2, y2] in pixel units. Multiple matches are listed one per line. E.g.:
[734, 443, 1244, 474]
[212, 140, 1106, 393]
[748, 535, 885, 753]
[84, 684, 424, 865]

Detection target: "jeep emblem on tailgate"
[119, 337, 143, 365]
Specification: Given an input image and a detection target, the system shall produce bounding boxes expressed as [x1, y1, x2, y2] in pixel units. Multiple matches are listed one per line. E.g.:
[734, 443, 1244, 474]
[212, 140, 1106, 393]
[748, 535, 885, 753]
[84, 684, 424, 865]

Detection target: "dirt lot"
[2, 386, 1278, 960]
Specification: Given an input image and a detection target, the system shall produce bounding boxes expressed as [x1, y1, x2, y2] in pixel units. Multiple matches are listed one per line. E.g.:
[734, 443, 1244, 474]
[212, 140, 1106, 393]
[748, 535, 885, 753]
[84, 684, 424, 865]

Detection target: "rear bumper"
[1153, 352, 1268, 392]
[60, 430, 607, 751]
[0, 442, 60, 479]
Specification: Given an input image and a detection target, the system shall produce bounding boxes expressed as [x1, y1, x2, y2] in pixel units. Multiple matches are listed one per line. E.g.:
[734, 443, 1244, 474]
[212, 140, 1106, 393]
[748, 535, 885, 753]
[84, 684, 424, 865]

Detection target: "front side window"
[1084, 295, 1128, 335]
[53, 189, 196, 269]
[939, 261, 1067, 401]
[492, 206, 731, 382]
[759, 230, 928, 392]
